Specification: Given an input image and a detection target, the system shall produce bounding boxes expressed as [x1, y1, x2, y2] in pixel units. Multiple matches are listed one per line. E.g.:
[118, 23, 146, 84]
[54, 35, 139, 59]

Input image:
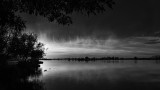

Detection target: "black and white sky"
[21, 0, 160, 58]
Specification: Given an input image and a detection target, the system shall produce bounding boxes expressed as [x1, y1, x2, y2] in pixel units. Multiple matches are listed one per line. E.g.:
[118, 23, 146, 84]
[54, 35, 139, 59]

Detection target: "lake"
[32, 60, 160, 90]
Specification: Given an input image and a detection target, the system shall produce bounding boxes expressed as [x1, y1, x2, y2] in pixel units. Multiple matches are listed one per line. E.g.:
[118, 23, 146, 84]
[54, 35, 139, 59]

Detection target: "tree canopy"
[0, 0, 114, 25]
[7, 33, 45, 61]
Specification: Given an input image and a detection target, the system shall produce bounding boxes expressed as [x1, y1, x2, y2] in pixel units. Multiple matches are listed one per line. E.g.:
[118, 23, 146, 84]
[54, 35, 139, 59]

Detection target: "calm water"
[31, 60, 160, 90]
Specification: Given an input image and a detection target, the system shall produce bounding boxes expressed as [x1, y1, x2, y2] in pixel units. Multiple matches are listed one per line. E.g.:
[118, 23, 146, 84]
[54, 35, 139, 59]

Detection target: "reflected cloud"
[40, 60, 160, 90]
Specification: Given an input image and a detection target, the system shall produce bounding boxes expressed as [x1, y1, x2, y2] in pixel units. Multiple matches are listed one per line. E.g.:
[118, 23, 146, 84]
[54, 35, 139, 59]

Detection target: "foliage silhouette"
[0, 0, 115, 25]
[7, 33, 45, 61]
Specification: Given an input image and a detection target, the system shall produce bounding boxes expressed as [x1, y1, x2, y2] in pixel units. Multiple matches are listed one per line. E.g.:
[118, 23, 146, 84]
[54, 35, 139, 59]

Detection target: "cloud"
[144, 39, 160, 44]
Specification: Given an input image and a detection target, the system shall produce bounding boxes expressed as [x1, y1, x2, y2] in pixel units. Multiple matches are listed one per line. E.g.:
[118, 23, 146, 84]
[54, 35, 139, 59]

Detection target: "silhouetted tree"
[30, 42, 45, 60]
[0, 0, 114, 25]
[0, 1, 26, 64]
[7, 33, 45, 61]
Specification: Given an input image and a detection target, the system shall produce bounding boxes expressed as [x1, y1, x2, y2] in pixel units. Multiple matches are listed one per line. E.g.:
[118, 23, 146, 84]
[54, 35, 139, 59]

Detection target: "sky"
[21, 0, 160, 58]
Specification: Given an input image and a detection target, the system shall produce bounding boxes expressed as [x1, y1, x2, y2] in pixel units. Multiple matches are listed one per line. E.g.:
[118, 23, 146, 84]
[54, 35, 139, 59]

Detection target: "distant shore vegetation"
[41, 56, 160, 61]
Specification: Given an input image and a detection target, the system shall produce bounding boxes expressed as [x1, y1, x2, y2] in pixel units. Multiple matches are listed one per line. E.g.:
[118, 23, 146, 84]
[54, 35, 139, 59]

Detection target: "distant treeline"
[40, 56, 160, 61]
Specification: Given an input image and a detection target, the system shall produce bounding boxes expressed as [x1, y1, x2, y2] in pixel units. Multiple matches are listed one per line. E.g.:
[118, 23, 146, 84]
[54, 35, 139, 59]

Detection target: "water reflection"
[0, 63, 45, 90]
[40, 60, 160, 90]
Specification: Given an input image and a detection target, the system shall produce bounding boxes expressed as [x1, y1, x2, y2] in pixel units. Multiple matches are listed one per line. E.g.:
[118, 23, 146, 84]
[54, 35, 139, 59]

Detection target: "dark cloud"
[145, 39, 160, 44]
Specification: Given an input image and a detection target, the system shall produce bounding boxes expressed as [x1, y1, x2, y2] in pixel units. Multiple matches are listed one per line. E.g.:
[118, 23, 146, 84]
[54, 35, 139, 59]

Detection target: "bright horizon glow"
[38, 33, 160, 58]
[38, 34, 130, 58]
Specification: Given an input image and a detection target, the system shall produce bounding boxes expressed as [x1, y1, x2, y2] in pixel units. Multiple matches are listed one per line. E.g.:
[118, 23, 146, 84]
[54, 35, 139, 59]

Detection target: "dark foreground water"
[2, 60, 160, 90]
[35, 60, 160, 90]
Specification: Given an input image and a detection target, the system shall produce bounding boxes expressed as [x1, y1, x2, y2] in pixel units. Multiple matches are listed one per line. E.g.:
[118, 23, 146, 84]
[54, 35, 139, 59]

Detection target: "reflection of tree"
[0, 65, 45, 90]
